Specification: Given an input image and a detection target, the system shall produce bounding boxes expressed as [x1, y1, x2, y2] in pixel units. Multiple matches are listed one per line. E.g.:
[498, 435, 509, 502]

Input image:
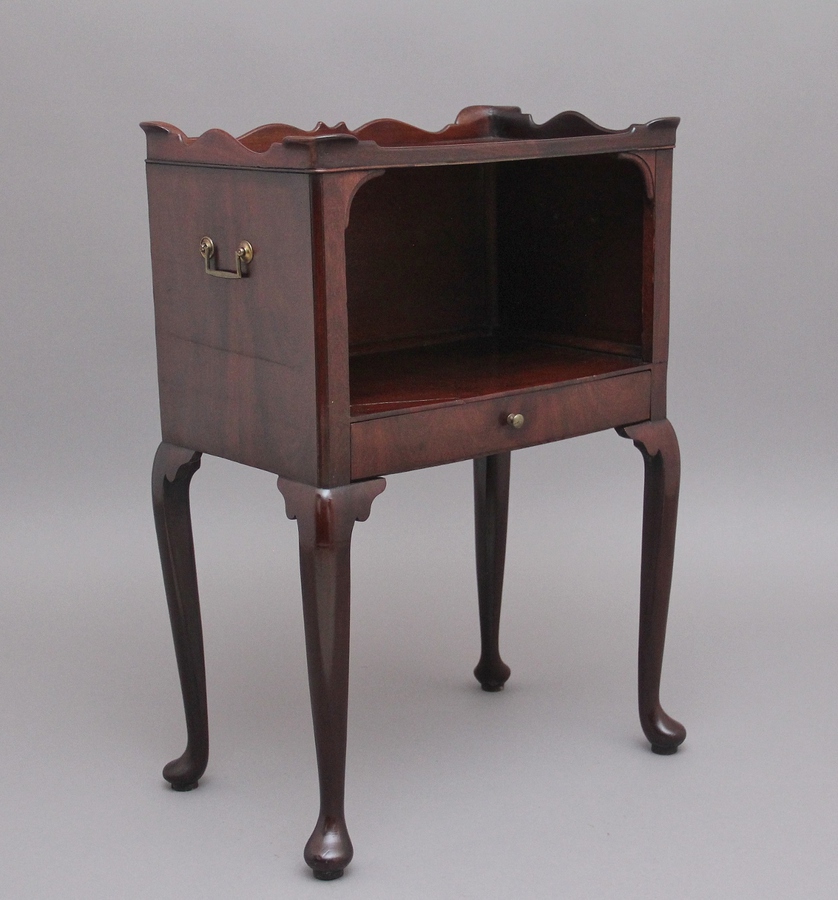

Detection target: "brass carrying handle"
[200, 236, 253, 279]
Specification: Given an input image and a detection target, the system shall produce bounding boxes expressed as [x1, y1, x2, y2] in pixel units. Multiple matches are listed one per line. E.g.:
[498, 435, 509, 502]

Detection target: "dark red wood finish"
[350, 368, 652, 480]
[276, 477, 386, 879]
[146, 166, 319, 481]
[473, 453, 512, 691]
[141, 106, 679, 171]
[152, 442, 207, 790]
[618, 419, 686, 753]
[144, 106, 685, 878]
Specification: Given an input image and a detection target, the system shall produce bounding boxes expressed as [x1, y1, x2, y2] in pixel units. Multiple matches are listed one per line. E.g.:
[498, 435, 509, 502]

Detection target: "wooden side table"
[143, 106, 686, 880]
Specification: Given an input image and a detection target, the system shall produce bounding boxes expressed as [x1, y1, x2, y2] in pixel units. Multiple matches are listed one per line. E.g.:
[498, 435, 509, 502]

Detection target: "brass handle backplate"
[200, 236, 253, 279]
[507, 413, 525, 429]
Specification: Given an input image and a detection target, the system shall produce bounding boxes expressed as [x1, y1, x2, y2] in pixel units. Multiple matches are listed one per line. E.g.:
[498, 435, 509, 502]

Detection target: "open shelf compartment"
[346, 153, 653, 420]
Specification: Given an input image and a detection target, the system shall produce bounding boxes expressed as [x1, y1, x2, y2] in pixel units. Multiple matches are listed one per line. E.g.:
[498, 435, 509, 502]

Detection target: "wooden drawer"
[350, 369, 651, 479]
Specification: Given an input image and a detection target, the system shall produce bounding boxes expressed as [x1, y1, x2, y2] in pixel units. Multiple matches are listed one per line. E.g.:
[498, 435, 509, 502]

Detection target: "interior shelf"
[349, 336, 646, 418]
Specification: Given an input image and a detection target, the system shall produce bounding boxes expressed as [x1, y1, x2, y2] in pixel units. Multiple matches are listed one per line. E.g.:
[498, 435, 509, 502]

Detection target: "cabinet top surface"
[142, 105, 678, 172]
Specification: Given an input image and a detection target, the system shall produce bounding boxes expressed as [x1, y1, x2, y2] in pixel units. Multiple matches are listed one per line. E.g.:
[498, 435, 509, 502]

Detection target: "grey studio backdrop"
[2, 2, 837, 898]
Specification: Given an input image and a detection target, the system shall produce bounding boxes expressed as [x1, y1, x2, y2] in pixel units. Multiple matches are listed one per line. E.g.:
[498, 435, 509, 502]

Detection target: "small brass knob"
[200, 236, 215, 259]
[236, 240, 254, 264]
[507, 413, 525, 429]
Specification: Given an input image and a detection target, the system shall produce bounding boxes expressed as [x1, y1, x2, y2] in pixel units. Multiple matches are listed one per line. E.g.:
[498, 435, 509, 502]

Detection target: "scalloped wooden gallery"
[143, 106, 686, 880]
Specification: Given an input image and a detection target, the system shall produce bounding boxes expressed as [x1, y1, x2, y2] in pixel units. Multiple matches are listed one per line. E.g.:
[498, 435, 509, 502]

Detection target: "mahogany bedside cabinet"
[142, 106, 686, 880]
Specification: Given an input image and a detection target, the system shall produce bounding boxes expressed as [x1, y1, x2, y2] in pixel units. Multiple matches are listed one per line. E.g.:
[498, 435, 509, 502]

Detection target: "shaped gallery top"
[141, 105, 679, 172]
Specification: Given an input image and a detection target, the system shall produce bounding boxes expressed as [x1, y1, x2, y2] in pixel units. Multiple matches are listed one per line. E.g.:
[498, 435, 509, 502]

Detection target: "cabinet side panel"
[496, 156, 645, 350]
[146, 164, 317, 480]
[156, 336, 317, 479]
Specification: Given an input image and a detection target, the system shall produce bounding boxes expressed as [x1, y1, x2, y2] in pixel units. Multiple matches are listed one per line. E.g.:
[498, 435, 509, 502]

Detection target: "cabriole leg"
[473, 453, 512, 691]
[277, 477, 386, 880]
[152, 442, 208, 790]
[618, 420, 686, 754]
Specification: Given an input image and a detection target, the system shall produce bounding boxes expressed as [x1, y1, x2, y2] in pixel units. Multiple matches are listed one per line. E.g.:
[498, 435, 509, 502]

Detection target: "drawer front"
[350, 370, 651, 479]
